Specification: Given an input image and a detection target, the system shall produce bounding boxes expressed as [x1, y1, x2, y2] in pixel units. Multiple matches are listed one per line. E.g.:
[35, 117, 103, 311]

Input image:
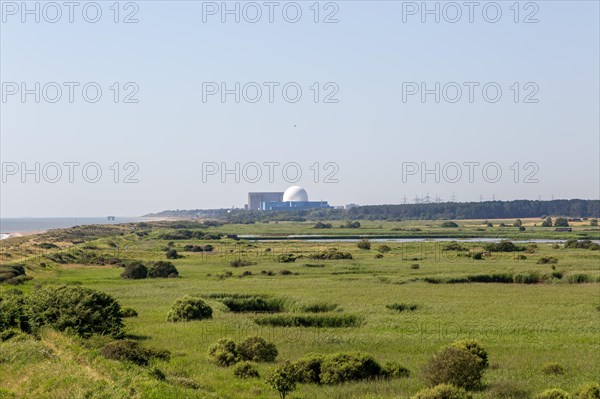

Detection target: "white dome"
[283, 186, 308, 202]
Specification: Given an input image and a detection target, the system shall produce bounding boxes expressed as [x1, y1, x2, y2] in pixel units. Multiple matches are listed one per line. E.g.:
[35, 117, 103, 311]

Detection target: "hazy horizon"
[2, 1, 599, 217]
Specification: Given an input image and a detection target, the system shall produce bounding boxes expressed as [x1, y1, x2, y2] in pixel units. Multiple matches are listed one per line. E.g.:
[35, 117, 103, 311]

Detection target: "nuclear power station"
[247, 186, 331, 211]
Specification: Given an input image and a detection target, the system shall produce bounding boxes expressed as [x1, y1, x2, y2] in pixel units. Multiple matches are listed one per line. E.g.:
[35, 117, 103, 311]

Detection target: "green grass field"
[1, 219, 599, 399]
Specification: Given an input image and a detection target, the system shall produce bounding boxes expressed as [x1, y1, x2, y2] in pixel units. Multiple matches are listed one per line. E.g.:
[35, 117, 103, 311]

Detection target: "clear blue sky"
[1, 1, 598, 217]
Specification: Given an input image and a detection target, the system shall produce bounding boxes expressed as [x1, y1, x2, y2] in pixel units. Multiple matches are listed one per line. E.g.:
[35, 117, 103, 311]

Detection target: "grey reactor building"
[247, 186, 331, 211]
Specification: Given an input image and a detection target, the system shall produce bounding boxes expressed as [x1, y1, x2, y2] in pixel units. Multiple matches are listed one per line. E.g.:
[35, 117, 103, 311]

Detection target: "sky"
[1, 0, 599, 217]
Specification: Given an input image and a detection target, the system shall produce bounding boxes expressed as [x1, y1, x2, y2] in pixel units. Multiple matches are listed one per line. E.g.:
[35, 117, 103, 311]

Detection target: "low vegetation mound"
[233, 361, 260, 378]
[148, 261, 178, 278]
[207, 338, 239, 366]
[541, 362, 565, 375]
[298, 301, 339, 313]
[0, 264, 31, 285]
[120, 261, 148, 279]
[535, 389, 571, 399]
[386, 303, 418, 312]
[26, 285, 124, 338]
[308, 248, 352, 260]
[101, 339, 170, 366]
[254, 314, 360, 328]
[423, 344, 486, 390]
[221, 297, 285, 313]
[411, 384, 472, 399]
[483, 240, 524, 252]
[237, 336, 278, 362]
[576, 383, 600, 399]
[167, 296, 212, 322]
[565, 239, 600, 250]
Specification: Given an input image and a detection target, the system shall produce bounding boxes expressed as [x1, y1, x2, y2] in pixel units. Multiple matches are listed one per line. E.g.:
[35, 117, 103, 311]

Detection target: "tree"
[541, 217, 553, 227]
[266, 361, 297, 399]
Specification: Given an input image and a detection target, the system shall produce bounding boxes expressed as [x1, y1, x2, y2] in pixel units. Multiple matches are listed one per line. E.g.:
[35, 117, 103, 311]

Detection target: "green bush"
[386, 303, 418, 312]
[412, 384, 472, 399]
[423, 347, 484, 390]
[567, 274, 593, 284]
[120, 262, 147, 279]
[513, 271, 544, 284]
[308, 248, 353, 260]
[221, 297, 285, 313]
[576, 383, 600, 399]
[0, 290, 29, 333]
[167, 296, 212, 322]
[484, 240, 523, 252]
[207, 338, 239, 366]
[120, 307, 138, 318]
[291, 354, 324, 383]
[443, 242, 468, 251]
[441, 221, 459, 228]
[148, 261, 178, 278]
[233, 361, 260, 378]
[377, 244, 392, 253]
[472, 253, 483, 260]
[382, 361, 410, 378]
[101, 339, 151, 366]
[275, 254, 297, 263]
[255, 314, 360, 328]
[357, 239, 371, 250]
[535, 389, 571, 399]
[0, 265, 29, 284]
[319, 352, 382, 384]
[266, 361, 297, 399]
[450, 339, 488, 369]
[230, 259, 255, 267]
[299, 302, 339, 313]
[26, 285, 123, 338]
[537, 257, 558, 265]
[237, 336, 278, 362]
[165, 249, 181, 259]
[541, 362, 565, 375]
[486, 381, 530, 399]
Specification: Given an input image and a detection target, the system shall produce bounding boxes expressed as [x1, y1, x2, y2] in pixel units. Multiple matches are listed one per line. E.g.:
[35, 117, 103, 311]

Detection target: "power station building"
[248, 186, 331, 211]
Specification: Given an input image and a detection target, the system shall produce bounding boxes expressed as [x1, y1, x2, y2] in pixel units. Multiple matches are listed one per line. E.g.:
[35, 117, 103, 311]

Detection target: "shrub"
[567, 274, 593, 284]
[266, 361, 297, 399]
[410, 264, 420, 269]
[0, 265, 28, 284]
[120, 262, 148, 279]
[386, 303, 418, 312]
[299, 302, 338, 313]
[537, 257, 558, 265]
[167, 296, 212, 322]
[411, 384, 472, 399]
[26, 285, 123, 338]
[120, 307, 138, 318]
[535, 389, 571, 399]
[450, 339, 488, 369]
[207, 338, 239, 366]
[513, 271, 544, 284]
[314, 222, 332, 229]
[564, 240, 600, 250]
[148, 261, 178, 278]
[443, 242, 468, 251]
[221, 297, 284, 313]
[340, 221, 361, 229]
[237, 336, 278, 362]
[382, 361, 410, 378]
[484, 240, 523, 252]
[357, 239, 371, 250]
[255, 314, 360, 328]
[309, 248, 352, 260]
[230, 259, 255, 267]
[541, 362, 565, 375]
[291, 354, 324, 383]
[319, 352, 382, 384]
[486, 381, 530, 399]
[233, 361, 260, 378]
[472, 253, 483, 260]
[554, 218, 569, 227]
[0, 328, 28, 342]
[377, 245, 392, 253]
[0, 291, 29, 333]
[374, 253, 384, 259]
[165, 249, 181, 259]
[101, 339, 151, 365]
[441, 221, 459, 228]
[576, 383, 600, 399]
[276, 254, 296, 263]
[422, 347, 484, 390]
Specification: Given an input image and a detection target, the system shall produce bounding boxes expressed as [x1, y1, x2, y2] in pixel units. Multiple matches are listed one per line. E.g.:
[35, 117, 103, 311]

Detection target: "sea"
[0, 217, 149, 239]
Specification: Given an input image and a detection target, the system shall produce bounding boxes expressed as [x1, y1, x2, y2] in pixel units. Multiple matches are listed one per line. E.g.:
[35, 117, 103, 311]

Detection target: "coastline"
[0, 230, 47, 240]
